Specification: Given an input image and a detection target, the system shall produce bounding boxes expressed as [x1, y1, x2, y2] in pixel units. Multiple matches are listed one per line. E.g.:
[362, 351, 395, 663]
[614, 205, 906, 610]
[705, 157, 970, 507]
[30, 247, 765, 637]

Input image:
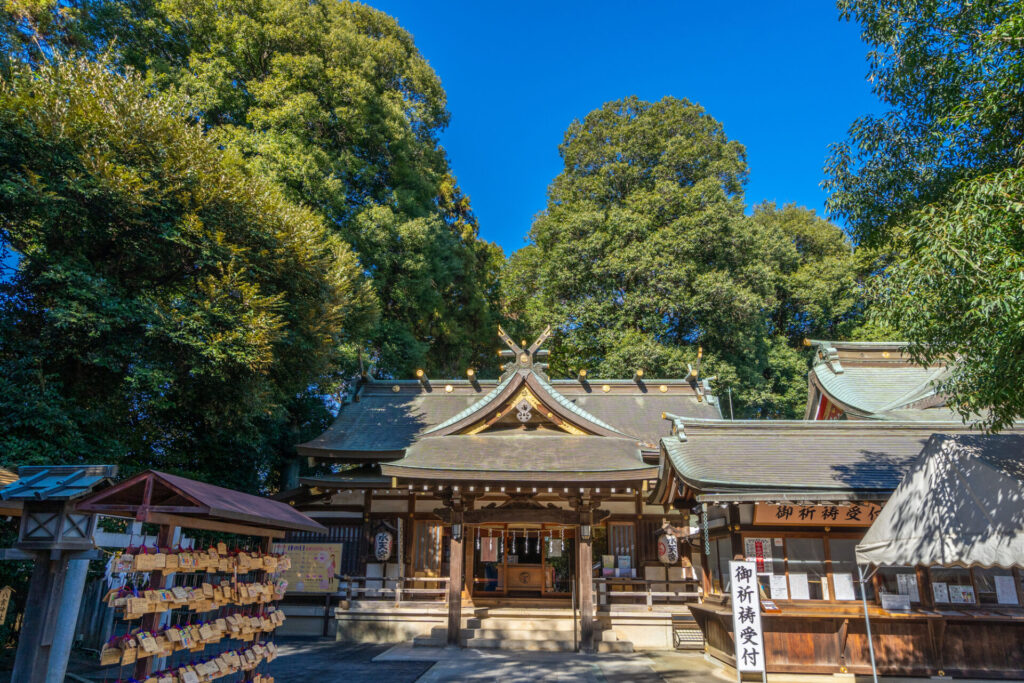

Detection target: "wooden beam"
[433, 507, 611, 525]
[143, 512, 285, 539]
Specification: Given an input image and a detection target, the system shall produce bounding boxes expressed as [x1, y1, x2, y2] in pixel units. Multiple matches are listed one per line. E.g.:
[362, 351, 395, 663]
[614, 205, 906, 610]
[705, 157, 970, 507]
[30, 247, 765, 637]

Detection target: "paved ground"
[59, 639, 1023, 682]
[264, 639, 728, 682]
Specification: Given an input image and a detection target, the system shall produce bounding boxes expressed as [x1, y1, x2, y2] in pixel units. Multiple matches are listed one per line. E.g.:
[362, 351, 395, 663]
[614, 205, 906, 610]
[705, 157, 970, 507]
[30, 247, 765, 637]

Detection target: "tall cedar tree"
[0, 59, 376, 489]
[504, 97, 862, 418]
[48, 0, 505, 378]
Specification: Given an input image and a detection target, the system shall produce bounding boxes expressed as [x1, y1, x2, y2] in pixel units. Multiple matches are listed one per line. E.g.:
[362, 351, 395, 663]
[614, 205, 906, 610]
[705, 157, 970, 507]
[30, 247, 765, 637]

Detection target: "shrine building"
[278, 331, 1024, 677]
[283, 327, 714, 651]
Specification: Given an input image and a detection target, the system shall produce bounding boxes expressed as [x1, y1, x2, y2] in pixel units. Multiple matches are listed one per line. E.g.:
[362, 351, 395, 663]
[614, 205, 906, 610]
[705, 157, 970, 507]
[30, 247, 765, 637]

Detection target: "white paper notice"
[833, 572, 856, 601]
[933, 582, 949, 603]
[995, 575, 1020, 605]
[789, 572, 810, 600]
[896, 573, 920, 602]
[769, 574, 789, 600]
[820, 576, 829, 601]
[729, 561, 765, 674]
[880, 592, 911, 611]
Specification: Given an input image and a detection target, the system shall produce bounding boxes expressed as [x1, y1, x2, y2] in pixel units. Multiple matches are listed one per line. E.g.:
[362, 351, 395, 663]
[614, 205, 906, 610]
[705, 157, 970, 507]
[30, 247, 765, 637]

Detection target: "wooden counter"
[690, 603, 1024, 678]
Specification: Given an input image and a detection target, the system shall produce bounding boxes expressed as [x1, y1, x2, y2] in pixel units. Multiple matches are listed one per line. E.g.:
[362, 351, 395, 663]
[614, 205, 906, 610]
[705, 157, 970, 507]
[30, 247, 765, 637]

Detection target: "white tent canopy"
[856, 433, 1024, 568]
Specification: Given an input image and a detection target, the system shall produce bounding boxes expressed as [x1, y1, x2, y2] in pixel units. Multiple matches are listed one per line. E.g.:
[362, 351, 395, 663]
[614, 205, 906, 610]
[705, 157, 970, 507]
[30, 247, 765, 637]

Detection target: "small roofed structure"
[857, 432, 1024, 568]
[0, 465, 118, 683]
[804, 340, 957, 421]
[76, 469, 326, 538]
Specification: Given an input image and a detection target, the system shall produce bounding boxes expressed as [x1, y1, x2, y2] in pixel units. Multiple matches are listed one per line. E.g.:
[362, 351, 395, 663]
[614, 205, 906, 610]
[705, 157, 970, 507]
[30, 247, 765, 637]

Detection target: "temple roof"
[656, 418, 1003, 503]
[380, 434, 657, 483]
[804, 340, 954, 420]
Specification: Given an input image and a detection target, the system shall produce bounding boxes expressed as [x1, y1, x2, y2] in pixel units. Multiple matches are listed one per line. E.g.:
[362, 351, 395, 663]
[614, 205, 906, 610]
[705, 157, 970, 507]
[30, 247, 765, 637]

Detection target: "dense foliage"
[0, 58, 375, 488]
[505, 97, 863, 418]
[82, 0, 504, 377]
[830, 0, 1024, 430]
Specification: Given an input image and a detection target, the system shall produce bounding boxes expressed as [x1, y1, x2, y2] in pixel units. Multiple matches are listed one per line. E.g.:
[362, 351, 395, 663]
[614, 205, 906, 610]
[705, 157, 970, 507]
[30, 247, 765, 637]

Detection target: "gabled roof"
[76, 470, 326, 534]
[804, 339, 952, 420]
[297, 376, 720, 460]
[657, 418, 1002, 503]
[423, 369, 628, 438]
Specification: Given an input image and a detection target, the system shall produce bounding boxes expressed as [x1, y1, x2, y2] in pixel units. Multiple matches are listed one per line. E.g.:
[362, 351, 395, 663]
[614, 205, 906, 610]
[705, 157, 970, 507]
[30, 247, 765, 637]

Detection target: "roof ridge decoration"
[498, 324, 551, 381]
[662, 412, 688, 441]
[422, 327, 629, 438]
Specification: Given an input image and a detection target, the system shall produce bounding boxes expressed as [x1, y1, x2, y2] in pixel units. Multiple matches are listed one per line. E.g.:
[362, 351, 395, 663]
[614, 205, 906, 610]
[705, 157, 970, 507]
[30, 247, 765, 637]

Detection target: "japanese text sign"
[753, 502, 882, 526]
[729, 560, 765, 674]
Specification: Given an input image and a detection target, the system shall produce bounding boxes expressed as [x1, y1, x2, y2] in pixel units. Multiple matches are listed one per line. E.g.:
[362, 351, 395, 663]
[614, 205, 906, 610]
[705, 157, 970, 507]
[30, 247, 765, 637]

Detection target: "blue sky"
[368, 0, 882, 255]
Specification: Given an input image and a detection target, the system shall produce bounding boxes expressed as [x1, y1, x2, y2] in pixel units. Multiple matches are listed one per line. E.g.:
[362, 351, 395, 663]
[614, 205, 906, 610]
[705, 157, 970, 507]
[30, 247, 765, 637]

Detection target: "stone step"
[464, 628, 576, 641]
[412, 635, 446, 648]
[596, 640, 634, 653]
[464, 617, 577, 631]
[463, 637, 577, 652]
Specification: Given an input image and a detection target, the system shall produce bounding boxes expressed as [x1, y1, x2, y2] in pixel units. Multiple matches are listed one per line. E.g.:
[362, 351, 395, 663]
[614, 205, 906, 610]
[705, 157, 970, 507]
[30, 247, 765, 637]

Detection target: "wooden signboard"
[753, 502, 882, 527]
[269, 542, 342, 593]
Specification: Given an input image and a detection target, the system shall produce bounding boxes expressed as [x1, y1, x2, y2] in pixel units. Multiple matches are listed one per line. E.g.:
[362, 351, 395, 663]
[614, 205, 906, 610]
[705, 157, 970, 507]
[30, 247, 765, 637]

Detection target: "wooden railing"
[595, 577, 702, 610]
[336, 575, 449, 604]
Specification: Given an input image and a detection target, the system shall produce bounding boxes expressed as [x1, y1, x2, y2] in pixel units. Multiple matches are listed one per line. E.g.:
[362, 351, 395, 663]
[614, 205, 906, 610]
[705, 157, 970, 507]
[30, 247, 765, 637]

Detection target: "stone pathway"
[265, 639, 727, 682]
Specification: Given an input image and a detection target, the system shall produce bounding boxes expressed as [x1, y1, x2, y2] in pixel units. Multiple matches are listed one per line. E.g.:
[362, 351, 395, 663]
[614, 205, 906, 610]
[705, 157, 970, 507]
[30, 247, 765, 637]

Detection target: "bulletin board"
[270, 542, 343, 594]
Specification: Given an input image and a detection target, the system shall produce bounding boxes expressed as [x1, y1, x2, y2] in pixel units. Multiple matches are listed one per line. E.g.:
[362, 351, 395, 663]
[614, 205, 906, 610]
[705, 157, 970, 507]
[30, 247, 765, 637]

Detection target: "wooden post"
[11, 552, 67, 682]
[134, 524, 177, 680]
[578, 507, 595, 653]
[446, 505, 464, 647]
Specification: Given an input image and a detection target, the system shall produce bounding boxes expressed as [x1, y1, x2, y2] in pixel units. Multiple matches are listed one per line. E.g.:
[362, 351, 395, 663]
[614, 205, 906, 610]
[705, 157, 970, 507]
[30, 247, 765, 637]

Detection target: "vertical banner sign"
[729, 560, 766, 677]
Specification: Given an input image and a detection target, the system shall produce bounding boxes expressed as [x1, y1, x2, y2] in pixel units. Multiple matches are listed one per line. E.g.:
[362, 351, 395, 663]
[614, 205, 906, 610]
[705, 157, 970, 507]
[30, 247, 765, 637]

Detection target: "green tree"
[825, 0, 1024, 246]
[504, 97, 862, 418]
[0, 58, 375, 489]
[67, 0, 503, 377]
[829, 0, 1024, 430]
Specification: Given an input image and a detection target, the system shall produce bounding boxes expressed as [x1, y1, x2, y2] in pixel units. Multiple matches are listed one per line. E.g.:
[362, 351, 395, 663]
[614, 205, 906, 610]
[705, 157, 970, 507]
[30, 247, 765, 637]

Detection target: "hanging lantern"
[374, 526, 395, 562]
[656, 529, 679, 565]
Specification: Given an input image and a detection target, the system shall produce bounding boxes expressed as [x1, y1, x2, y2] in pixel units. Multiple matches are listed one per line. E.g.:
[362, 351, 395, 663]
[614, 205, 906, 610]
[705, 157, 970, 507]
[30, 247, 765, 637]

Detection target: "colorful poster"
[270, 542, 342, 593]
[743, 537, 772, 574]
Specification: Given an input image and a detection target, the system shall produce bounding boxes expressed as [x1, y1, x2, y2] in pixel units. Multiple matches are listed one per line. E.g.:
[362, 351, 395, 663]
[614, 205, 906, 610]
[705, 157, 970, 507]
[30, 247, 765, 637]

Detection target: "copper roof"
[297, 374, 719, 459]
[660, 418, 1007, 501]
[804, 339, 952, 420]
[381, 434, 658, 483]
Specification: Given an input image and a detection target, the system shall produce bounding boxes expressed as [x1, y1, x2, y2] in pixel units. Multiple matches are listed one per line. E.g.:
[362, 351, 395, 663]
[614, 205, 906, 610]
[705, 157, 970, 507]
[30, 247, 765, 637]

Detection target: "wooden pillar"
[134, 524, 177, 680]
[578, 507, 595, 653]
[11, 553, 67, 682]
[446, 504, 464, 647]
[360, 489, 373, 575]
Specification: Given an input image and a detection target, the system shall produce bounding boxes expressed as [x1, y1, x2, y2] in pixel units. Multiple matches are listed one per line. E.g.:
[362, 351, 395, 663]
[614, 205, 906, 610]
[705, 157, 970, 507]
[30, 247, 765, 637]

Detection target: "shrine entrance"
[469, 524, 577, 598]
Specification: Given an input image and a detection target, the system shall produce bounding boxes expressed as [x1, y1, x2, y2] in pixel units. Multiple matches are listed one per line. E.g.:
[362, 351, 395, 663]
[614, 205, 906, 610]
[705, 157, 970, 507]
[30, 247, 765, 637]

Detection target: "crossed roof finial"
[497, 325, 552, 381]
